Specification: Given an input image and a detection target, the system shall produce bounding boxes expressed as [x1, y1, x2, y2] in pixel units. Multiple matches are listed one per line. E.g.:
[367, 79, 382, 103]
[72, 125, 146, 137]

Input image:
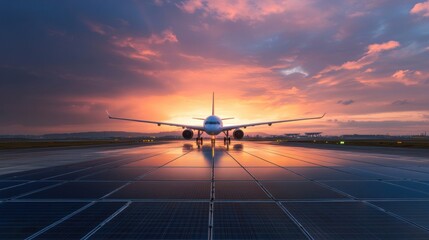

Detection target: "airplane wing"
[222, 113, 326, 131]
[107, 111, 205, 131]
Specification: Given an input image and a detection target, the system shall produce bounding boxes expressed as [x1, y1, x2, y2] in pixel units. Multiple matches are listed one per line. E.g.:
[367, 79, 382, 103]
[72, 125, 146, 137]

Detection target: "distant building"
[305, 132, 322, 137]
[284, 133, 300, 138]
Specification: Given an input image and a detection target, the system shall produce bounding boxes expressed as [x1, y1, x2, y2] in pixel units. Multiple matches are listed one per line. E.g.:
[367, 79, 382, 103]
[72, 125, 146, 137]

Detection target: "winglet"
[212, 92, 215, 116]
[321, 113, 326, 118]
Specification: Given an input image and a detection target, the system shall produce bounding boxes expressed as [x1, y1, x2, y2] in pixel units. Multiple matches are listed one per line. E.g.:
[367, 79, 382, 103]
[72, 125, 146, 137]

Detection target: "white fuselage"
[203, 115, 223, 135]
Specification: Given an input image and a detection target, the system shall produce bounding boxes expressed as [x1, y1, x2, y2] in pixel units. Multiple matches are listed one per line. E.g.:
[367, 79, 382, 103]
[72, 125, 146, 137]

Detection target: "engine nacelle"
[182, 129, 194, 140]
[233, 129, 244, 139]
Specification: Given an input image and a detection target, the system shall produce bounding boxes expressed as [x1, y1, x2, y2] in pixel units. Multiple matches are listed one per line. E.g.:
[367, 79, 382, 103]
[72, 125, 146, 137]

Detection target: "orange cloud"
[366, 41, 400, 54]
[112, 29, 178, 61]
[392, 69, 424, 85]
[179, 0, 314, 22]
[411, 1, 429, 17]
[317, 41, 400, 77]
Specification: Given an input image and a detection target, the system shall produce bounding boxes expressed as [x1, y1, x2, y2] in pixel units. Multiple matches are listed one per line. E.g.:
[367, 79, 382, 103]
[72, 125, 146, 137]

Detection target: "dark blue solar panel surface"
[387, 181, 429, 194]
[284, 201, 429, 239]
[0, 202, 85, 239]
[90, 202, 209, 239]
[371, 201, 429, 229]
[21, 182, 124, 199]
[0, 181, 58, 199]
[0, 181, 25, 189]
[215, 181, 270, 200]
[214, 203, 307, 239]
[261, 181, 348, 200]
[2, 141, 429, 239]
[324, 181, 429, 199]
[37, 202, 126, 239]
[108, 181, 211, 199]
[81, 167, 153, 180]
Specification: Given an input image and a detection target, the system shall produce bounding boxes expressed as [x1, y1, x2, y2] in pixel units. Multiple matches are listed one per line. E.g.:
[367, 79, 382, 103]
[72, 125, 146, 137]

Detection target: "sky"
[1, 0, 429, 135]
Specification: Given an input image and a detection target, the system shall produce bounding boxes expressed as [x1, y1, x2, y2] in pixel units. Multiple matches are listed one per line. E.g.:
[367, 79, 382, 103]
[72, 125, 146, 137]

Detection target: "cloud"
[178, 0, 311, 22]
[112, 29, 178, 61]
[279, 66, 308, 77]
[366, 41, 400, 54]
[391, 99, 410, 106]
[337, 100, 354, 105]
[83, 19, 113, 35]
[392, 69, 423, 85]
[410, 1, 429, 17]
[317, 41, 400, 76]
[178, 0, 203, 13]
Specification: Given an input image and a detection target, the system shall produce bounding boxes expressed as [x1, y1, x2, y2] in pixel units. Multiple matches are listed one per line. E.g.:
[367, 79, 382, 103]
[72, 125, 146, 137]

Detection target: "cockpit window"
[205, 121, 220, 125]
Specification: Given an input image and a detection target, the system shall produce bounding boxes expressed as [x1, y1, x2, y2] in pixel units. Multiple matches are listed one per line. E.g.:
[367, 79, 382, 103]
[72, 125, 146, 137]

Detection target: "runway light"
[397, 141, 402, 144]
[340, 141, 345, 145]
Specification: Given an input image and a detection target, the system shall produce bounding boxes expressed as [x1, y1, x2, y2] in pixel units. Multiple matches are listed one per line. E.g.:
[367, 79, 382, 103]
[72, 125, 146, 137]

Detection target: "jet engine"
[233, 129, 244, 139]
[182, 129, 194, 140]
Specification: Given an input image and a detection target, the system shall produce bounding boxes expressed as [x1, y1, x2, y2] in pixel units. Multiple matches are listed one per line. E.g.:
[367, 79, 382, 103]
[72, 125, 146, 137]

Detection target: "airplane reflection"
[184, 142, 243, 164]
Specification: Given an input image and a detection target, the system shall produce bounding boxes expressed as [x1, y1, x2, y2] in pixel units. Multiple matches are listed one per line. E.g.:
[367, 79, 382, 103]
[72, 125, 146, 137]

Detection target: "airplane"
[107, 93, 325, 144]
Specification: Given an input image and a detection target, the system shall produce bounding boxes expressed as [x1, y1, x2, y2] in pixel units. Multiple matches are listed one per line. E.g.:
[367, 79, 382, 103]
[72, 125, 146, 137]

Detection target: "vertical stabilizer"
[212, 92, 214, 116]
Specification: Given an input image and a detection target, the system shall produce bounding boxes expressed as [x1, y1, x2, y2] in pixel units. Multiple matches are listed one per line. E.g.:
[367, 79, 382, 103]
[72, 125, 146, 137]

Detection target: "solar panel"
[36, 202, 126, 239]
[335, 167, 397, 180]
[48, 168, 107, 180]
[213, 202, 307, 239]
[21, 182, 124, 199]
[246, 168, 305, 181]
[243, 150, 316, 167]
[261, 181, 348, 200]
[81, 167, 153, 181]
[323, 181, 429, 199]
[165, 152, 212, 167]
[214, 155, 241, 167]
[228, 152, 277, 167]
[371, 201, 429, 229]
[124, 153, 183, 167]
[215, 168, 253, 180]
[0, 181, 58, 199]
[284, 202, 429, 239]
[142, 167, 211, 180]
[364, 167, 429, 180]
[215, 181, 270, 200]
[3, 169, 63, 180]
[0, 181, 25, 190]
[107, 181, 211, 199]
[0, 202, 85, 239]
[386, 181, 429, 194]
[288, 167, 366, 180]
[91, 202, 209, 239]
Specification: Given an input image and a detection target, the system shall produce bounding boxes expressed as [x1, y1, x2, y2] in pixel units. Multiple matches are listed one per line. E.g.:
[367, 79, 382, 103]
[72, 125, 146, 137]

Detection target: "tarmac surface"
[1, 141, 429, 239]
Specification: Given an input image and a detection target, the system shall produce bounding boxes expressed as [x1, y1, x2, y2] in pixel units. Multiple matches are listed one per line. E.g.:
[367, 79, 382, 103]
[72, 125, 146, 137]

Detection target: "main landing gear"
[196, 130, 203, 145]
[223, 131, 231, 145]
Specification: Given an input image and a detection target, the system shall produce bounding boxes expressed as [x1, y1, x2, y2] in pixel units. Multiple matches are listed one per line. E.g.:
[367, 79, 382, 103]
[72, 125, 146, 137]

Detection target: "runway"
[1, 141, 429, 239]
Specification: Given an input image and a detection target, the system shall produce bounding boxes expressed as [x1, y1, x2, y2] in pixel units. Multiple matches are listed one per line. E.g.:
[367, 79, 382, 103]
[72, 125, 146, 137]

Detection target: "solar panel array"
[0, 141, 428, 239]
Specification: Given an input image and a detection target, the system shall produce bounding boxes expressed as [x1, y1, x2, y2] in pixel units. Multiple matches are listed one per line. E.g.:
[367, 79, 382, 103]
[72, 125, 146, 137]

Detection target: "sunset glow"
[1, 1, 428, 135]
